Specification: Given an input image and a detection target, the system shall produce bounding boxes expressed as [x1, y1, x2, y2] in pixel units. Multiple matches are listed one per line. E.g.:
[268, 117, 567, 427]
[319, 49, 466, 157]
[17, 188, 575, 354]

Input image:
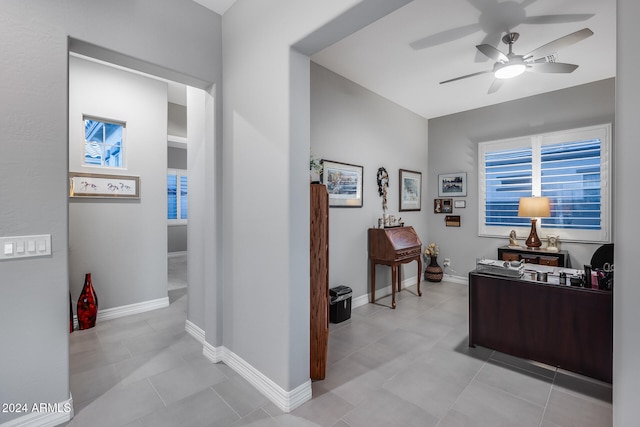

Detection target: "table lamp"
[518, 196, 550, 248]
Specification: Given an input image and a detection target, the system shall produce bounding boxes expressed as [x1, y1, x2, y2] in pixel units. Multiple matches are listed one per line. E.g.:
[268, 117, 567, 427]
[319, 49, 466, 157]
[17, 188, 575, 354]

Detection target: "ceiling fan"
[440, 28, 593, 94]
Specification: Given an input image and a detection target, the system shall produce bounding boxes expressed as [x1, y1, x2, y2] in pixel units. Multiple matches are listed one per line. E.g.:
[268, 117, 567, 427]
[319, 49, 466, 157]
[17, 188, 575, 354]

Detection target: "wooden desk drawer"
[521, 255, 539, 264]
[501, 252, 520, 262]
[539, 256, 559, 266]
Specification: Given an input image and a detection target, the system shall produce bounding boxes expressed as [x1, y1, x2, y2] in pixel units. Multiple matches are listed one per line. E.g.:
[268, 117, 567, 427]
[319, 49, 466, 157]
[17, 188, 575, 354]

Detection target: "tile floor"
[65, 265, 612, 427]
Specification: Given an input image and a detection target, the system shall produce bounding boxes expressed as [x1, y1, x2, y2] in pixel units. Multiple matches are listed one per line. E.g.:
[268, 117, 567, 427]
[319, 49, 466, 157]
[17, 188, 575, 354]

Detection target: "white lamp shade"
[518, 196, 551, 218]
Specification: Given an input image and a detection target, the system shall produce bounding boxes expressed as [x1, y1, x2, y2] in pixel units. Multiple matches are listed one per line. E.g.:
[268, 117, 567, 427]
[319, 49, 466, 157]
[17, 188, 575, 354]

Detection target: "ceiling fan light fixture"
[494, 62, 526, 79]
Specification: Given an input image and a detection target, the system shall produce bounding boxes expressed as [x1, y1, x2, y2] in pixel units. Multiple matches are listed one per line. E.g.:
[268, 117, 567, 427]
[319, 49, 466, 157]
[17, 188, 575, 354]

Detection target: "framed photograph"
[454, 200, 466, 209]
[69, 172, 140, 199]
[321, 160, 363, 207]
[399, 169, 422, 211]
[442, 198, 452, 213]
[434, 198, 452, 213]
[438, 172, 467, 197]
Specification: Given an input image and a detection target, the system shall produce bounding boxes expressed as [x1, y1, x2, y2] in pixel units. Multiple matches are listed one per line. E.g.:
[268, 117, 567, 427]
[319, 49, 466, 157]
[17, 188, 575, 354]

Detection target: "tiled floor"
[65, 272, 612, 426]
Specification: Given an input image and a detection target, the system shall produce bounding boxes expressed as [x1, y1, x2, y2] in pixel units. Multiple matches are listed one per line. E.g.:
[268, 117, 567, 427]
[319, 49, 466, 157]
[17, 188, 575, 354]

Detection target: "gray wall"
[168, 146, 188, 253]
[69, 56, 168, 310]
[615, 0, 640, 423]
[168, 102, 187, 138]
[221, 0, 411, 393]
[427, 78, 615, 276]
[0, 1, 220, 423]
[311, 62, 429, 299]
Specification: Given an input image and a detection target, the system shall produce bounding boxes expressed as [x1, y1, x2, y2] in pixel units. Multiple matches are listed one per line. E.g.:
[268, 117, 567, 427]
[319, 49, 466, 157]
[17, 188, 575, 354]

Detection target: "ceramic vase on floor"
[77, 273, 98, 330]
[425, 256, 444, 282]
[69, 292, 74, 333]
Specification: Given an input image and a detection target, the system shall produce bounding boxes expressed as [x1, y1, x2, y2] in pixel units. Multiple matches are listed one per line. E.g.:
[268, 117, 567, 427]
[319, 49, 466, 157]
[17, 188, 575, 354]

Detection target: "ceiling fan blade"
[488, 79, 504, 94]
[474, 32, 502, 63]
[523, 14, 594, 25]
[440, 69, 493, 84]
[410, 24, 481, 50]
[476, 44, 508, 62]
[527, 62, 579, 73]
[523, 28, 593, 60]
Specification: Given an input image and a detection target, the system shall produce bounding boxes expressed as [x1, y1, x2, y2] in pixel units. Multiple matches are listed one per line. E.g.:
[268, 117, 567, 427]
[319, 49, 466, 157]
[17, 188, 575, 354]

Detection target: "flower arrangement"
[424, 243, 439, 257]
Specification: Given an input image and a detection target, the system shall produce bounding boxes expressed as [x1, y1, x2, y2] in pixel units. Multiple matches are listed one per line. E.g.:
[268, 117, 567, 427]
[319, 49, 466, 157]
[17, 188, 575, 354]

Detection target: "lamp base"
[525, 218, 542, 248]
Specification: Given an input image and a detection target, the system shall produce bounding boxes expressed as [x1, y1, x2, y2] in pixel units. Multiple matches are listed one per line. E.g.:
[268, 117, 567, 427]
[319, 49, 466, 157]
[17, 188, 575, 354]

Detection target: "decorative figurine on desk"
[546, 234, 559, 252]
[508, 230, 519, 248]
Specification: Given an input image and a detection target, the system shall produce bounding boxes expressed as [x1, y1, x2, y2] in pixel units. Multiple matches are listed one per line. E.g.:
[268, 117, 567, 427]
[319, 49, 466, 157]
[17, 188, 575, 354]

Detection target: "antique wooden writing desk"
[368, 226, 422, 309]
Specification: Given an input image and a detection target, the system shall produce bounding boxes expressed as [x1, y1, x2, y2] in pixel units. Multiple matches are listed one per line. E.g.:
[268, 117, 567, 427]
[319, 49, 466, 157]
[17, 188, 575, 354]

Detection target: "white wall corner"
[221, 348, 312, 413]
[202, 341, 223, 363]
[185, 320, 205, 344]
[0, 394, 73, 427]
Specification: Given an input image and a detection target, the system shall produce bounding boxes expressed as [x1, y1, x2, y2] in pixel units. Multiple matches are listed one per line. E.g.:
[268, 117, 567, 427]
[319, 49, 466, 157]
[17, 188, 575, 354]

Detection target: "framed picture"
[434, 198, 452, 213]
[445, 215, 461, 227]
[321, 160, 363, 207]
[454, 200, 466, 209]
[399, 169, 422, 211]
[438, 172, 467, 197]
[69, 172, 140, 199]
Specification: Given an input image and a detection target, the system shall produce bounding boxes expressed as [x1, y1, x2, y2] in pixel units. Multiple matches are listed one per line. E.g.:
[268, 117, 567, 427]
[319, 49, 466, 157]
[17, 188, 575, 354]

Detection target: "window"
[479, 124, 611, 243]
[168, 169, 188, 225]
[84, 117, 125, 167]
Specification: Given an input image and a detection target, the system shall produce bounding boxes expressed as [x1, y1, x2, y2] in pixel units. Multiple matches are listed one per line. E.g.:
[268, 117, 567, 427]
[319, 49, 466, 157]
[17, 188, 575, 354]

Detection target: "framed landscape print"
[399, 169, 422, 211]
[321, 160, 363, 207]
[438, 172, 467, 197]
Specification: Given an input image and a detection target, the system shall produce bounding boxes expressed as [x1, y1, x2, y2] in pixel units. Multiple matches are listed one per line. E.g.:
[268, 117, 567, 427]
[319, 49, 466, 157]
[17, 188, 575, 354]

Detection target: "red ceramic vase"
[69, 291, 74, 333]
[77, 273, 98, 330]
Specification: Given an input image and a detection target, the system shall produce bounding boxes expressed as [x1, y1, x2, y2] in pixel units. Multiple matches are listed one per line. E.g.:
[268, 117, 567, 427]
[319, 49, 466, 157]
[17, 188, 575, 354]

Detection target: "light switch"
[0, 234, 51, 261]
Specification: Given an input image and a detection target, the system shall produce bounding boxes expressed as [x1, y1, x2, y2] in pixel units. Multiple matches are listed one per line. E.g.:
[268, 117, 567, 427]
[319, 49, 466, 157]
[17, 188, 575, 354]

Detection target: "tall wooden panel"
[310, 184, 329, 380]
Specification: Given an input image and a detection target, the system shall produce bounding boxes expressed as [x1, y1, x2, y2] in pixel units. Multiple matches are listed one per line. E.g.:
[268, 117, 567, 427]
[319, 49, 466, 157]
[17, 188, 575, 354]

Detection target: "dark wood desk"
[368, 227, 422, 309]
[469, 271, 612, 383]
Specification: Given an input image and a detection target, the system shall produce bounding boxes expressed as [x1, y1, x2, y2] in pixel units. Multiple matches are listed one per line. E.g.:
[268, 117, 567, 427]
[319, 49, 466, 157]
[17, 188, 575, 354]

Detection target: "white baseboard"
[73, 297, 170, 329]
[185, 320, 205, 344]
[0, 394, 73, 427]
[442, 274, 469, 285]
[352, 273, 468, 309]
[202, 341, 223, 363]
[352, 274, 419, 309]
[201, 345, 311, 412]
[168, 251, 187, 258]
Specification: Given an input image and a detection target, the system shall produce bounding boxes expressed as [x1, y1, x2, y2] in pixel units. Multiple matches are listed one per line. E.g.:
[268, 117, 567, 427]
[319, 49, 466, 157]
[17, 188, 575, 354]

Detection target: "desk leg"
[391, 265, 397, 309]
[370, 261, 376, 304]
[397, 266, 402, 292]
[417, 257, 422, 297]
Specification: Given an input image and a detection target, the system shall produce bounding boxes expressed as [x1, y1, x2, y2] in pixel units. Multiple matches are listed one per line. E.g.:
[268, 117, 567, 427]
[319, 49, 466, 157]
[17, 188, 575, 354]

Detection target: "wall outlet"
[443, 258, 451, 268]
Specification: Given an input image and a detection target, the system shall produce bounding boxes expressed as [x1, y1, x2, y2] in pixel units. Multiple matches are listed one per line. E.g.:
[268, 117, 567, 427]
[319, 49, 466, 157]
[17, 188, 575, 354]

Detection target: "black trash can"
[329, 285, 352, 323]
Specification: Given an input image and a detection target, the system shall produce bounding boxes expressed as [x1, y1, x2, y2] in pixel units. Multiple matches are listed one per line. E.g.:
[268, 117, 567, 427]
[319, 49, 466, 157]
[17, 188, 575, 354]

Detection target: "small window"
[168, 169, 188, 225]
[84, 117, 125, 167]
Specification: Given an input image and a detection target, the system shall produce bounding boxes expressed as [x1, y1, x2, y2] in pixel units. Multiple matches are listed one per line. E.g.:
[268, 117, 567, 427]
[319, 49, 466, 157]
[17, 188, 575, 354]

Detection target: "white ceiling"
[312, 0, 616, 119]
[193, 0, 615, 120]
